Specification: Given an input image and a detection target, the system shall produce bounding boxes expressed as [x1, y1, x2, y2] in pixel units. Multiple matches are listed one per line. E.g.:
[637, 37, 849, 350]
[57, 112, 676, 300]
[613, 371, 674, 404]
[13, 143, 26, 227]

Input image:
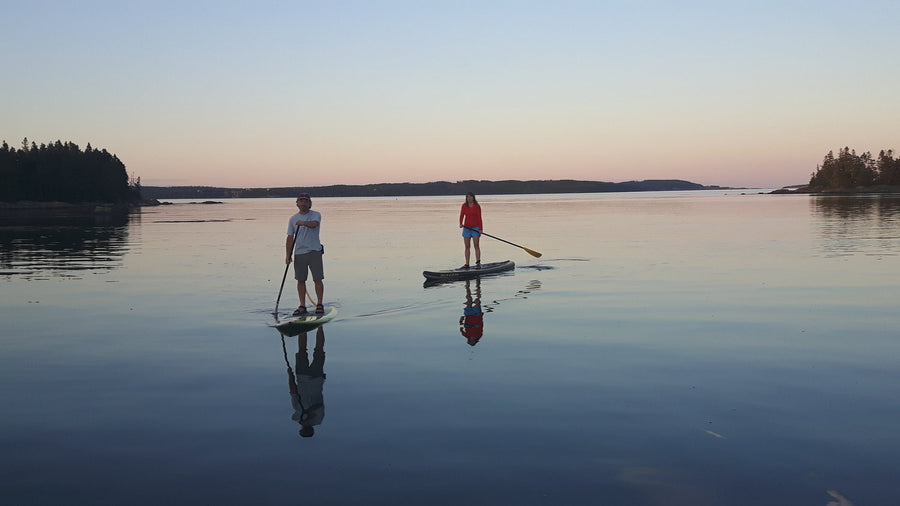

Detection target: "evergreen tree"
[876, 149, 899, 186]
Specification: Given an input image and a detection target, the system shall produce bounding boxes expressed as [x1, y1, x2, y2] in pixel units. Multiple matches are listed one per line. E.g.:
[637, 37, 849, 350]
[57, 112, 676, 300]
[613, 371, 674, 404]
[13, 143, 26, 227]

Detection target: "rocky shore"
[771, 185, 900, 194]
[0, 200, 154, 225]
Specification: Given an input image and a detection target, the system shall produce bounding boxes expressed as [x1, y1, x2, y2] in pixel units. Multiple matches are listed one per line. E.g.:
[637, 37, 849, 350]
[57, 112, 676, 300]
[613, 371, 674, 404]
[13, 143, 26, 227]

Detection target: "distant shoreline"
[140, 179, 730, 200]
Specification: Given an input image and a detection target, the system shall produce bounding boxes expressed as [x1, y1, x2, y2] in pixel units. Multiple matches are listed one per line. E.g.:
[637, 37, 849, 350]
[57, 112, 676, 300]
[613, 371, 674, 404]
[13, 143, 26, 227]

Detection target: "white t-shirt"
[287, 210, 322, 255]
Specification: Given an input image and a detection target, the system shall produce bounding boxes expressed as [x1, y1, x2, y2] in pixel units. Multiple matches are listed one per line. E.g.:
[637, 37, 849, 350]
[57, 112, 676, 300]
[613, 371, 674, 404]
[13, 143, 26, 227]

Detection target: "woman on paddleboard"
[459, 192, 482, 269]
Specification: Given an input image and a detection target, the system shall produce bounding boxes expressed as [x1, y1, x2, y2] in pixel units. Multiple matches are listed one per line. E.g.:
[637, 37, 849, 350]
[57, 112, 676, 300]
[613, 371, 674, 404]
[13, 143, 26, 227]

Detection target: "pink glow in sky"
[3, 1, 898, 189]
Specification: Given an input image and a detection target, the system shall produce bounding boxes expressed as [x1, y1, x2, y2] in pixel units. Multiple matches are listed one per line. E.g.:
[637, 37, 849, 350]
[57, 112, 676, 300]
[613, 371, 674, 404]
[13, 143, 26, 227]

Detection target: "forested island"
[793, 147, 899, 193]
[1, 139, 141, 204]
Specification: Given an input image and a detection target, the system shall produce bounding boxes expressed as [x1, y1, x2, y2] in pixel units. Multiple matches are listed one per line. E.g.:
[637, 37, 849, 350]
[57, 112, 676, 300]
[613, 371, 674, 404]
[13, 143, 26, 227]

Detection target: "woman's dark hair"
[465, 192, 479, 206]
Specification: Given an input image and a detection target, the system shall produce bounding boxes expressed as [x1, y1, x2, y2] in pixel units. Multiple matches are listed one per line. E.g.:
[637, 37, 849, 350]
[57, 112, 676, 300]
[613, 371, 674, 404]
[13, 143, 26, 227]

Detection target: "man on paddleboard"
[286, 192, 324, 316]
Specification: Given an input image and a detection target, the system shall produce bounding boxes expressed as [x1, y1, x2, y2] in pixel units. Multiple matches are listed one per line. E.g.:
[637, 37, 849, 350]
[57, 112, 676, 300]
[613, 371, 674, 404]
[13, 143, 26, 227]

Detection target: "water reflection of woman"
[459, 279, 484, 346]
[283, 327, 326, 438]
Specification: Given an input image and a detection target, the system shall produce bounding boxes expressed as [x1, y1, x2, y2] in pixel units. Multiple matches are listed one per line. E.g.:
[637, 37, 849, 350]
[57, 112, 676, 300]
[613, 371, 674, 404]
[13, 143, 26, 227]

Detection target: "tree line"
[808, 148, 899, 191]
[140, 179, 714, 200]
[0, 138, 140, 203]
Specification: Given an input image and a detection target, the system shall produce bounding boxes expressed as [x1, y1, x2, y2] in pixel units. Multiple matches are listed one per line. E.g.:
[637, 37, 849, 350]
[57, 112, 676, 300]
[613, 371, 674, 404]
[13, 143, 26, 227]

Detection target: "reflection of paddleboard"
[423, 260, 515, 281]
[273, 307, 338, 333]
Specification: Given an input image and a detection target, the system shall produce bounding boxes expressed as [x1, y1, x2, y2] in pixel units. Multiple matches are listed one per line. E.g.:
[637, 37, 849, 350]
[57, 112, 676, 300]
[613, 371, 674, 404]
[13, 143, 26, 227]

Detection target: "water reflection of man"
[285, 327, 326, 437]
[459, 278, 484, 346]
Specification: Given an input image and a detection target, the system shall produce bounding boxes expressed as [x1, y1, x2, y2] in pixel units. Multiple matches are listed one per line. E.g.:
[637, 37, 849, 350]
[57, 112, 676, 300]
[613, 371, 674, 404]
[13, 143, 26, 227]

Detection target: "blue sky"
[3, 1, 898, 188]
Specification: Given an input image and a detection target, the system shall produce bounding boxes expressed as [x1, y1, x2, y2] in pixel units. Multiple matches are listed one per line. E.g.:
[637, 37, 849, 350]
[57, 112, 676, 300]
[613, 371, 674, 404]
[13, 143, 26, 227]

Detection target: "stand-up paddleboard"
[273, 307, 338, 334]
[423, 260, 515, 282]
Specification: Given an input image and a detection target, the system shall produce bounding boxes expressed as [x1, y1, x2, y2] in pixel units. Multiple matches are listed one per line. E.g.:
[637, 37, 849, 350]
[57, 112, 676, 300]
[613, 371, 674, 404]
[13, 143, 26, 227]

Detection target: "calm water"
[1, 192, 898, 505]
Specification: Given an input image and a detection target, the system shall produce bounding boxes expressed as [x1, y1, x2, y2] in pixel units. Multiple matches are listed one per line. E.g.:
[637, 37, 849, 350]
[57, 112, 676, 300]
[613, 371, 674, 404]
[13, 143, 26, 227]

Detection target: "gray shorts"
[294, 251, 324, 281]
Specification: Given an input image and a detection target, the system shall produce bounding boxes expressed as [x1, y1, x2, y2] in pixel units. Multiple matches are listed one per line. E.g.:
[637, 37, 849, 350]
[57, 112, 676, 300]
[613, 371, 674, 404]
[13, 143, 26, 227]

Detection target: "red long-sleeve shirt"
[459, 203, 482, 229]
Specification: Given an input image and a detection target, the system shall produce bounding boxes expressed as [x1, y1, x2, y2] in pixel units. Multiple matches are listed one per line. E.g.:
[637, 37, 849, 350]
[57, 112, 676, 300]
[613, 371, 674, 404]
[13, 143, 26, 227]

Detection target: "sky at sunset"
[3, 1, 898, 189]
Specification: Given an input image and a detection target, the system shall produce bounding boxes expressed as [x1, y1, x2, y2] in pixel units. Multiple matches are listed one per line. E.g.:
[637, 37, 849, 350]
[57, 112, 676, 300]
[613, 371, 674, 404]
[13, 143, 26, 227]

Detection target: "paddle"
[464, 226, 542, 258]
[274, 223, 301, 315]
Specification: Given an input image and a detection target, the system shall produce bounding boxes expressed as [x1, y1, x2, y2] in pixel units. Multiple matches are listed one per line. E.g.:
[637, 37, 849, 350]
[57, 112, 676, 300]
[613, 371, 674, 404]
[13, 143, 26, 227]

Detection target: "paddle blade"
[524, 247, 542, 258]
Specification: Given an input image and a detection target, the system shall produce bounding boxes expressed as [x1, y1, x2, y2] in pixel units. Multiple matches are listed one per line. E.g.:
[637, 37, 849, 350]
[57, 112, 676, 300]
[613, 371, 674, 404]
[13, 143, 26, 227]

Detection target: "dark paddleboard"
[272, 307, 338, 334]
[423, 260, 515, 281]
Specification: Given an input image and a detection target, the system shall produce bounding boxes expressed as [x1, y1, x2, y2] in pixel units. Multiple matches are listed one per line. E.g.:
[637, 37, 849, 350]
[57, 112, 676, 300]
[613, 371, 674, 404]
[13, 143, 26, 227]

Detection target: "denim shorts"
[462, 226, 481, 238]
